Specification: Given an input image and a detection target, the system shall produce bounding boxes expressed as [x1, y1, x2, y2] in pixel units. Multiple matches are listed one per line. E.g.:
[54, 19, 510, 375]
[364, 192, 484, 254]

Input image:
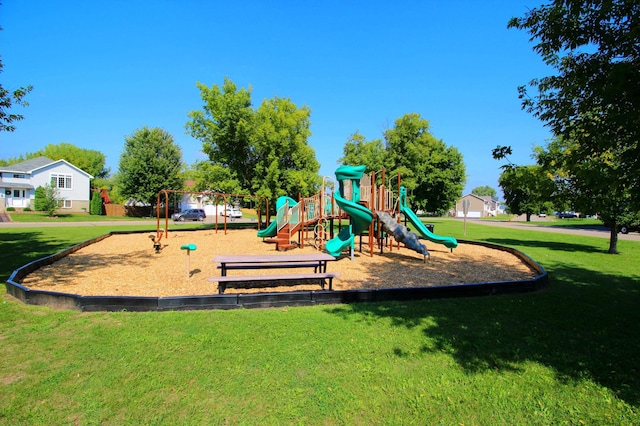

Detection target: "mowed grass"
[1, 220, 639, 424]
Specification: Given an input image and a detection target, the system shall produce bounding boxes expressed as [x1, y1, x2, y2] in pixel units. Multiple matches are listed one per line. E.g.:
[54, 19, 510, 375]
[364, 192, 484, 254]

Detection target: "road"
[466, 218, 640, 241]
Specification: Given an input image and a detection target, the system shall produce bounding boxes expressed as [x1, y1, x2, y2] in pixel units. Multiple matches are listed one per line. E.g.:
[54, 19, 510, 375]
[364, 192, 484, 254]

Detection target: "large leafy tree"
[0, 143, 109, 178]
[186, 78, 320, 208]
[472, 186, 497, 198]
[250, 96, 320, 200]
[186, 78, 254, 189]
[338, 132, 386, 176]
[384, 113, 466, 214]
[39, 142, 109, 178]
[509, 0, 639, 252]
[498, 164, 555, 222]
[117, 127, 184, 206]
[535, 137, 633, 253]
[187, 160, 242, 195]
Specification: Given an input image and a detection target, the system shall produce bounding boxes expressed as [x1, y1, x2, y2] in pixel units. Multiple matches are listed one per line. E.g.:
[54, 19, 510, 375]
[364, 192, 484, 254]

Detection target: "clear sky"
[1, 0, 553, 196]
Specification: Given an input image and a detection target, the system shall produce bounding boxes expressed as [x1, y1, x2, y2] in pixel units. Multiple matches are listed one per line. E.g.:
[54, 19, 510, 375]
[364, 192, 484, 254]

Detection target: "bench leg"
[218, 284, 226, 294]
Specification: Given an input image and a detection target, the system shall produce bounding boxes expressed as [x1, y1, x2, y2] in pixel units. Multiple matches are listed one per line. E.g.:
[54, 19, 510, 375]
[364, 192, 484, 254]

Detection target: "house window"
[13, 190, 20, 197]
[51, 173, 73, 189]
[59, 199, 72, 209]
[13, 174, 26, 179]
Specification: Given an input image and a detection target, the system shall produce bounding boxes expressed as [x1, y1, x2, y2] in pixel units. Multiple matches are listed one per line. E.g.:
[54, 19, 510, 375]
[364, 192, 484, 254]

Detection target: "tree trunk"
[526, 212, 532, 222]
[608, 224, 619, 254]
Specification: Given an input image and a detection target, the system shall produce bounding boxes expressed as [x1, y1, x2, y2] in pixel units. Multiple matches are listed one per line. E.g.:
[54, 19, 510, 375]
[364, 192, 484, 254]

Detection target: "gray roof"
[0, 156, 55, 173]
[1, 182, 34, 189]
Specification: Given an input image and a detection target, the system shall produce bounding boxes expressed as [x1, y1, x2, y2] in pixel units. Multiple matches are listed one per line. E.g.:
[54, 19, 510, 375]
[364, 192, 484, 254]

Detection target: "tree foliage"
[509, 0, 640, 203]
[117, 127, 184, 206]
[33, 184, 61, 217]
[0, 55, 33, 133]
[339, 132, 386, 176]
[90, 190, 103, 215]
[39, 143, 109, 178]
[0, 143, 109, 178]
[535, 137, 633, 253]
[384, 113, 466, 213]
[472, 186, 497, 198]
[498, 164, 555, 222]
[186, 78, 320, 207]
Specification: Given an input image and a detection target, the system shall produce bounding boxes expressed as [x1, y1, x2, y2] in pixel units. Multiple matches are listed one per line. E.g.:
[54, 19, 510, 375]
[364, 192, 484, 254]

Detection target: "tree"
[498, 164, 555, 222]
[186, 78, 255, 190]
[338, 132, 386, 175]
[0, 54, 33, 133]
[33, 184, 61, 217]
[186, 78, 321, 209]
[509, 0, 640, 252]
[117, 127, 184, 207]
[472, 186, 497, 198]
[535, 137, 633, 253]
[384, 113, 466, 214]
[187, 160, 242, 194]
[39, 143, 109, 178]
[250, 96, 320, 200]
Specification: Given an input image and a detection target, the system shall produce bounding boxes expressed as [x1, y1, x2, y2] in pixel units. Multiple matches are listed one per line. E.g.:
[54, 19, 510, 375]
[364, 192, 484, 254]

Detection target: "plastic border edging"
[5, 233, 549, 312]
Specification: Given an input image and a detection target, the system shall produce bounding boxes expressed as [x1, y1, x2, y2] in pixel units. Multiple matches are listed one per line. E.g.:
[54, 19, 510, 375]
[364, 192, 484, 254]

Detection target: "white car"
[220, 207, 242, 218]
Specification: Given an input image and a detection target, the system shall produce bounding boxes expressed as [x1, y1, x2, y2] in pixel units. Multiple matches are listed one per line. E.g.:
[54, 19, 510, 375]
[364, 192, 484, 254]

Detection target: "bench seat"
[209, 272, 339, 294]
[217, 262, 323, 271]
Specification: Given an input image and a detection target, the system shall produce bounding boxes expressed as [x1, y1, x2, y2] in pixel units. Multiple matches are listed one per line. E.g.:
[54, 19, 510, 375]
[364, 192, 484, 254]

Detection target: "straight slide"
[400, 205, 458, 249]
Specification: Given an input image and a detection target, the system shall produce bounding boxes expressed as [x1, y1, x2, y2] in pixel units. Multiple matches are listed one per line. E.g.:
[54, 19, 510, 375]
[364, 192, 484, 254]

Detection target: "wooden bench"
[209, 272, 339, 294]
[211, 254, 338, 294]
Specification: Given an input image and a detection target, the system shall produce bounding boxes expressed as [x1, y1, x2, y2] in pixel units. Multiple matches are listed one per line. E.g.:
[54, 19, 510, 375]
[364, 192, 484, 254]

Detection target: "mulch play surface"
[21, 229, 538, 297]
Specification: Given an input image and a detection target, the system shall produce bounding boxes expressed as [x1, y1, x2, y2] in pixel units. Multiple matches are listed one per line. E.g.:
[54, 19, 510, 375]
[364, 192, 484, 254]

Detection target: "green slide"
[399, 186, 458, 249]
[326, 192, 375, 256]
[325, 165, 374, 257]
[257, 196, 297, 238]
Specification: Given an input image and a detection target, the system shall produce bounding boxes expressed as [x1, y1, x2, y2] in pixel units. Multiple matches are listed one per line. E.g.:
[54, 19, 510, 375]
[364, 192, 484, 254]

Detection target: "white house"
[0, 156, 94, 212]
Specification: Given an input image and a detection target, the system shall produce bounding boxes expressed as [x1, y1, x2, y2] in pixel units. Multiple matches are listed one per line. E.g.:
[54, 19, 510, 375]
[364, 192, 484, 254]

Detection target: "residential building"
[0, 156, 94, 212]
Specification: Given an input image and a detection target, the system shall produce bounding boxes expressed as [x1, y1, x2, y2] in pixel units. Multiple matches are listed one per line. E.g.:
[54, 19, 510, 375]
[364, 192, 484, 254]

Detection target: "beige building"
[454, 194, 500, 218]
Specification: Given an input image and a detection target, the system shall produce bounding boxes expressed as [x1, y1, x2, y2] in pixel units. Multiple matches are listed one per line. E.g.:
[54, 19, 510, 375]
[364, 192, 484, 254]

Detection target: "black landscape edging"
[5, 232, 549, 312]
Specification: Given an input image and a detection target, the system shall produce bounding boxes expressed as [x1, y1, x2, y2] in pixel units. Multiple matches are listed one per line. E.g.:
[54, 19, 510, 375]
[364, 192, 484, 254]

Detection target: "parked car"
[556, 211, 578, 219]
[220, 207, 242, 219]
[172, 208, 206, 221]
[619, 223, 640, 234]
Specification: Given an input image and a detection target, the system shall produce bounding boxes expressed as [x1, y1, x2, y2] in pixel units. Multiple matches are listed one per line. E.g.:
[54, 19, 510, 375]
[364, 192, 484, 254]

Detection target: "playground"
[15, 165, 542, 300]
[19, 227, 538, 297]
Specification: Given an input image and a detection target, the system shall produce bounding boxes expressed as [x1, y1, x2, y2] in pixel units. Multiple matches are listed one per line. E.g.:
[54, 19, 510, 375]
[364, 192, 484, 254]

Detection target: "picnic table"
[210, 253, 338, 294]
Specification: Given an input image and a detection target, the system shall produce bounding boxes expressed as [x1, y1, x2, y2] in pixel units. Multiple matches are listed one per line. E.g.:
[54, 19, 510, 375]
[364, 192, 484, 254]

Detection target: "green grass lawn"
[1, 220, 639, 424]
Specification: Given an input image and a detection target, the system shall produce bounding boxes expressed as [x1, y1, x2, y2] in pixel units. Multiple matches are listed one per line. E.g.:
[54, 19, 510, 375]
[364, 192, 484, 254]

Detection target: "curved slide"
[400, 204, 458, 249]
[257, 196, 298, 238]
[325, 191, 374, 257]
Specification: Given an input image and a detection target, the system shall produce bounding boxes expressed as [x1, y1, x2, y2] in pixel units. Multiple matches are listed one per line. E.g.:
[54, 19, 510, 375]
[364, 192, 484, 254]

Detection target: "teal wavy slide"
[257, 196, 298, 238]
[325, 191, 374, 256]
[400, 204, 458, 249]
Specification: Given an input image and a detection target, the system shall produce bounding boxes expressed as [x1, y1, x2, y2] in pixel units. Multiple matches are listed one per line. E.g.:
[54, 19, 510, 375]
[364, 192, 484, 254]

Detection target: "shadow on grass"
[326, 262, 640, 406]
[0, 231, 77, 282]
[484, 237, 611, 255]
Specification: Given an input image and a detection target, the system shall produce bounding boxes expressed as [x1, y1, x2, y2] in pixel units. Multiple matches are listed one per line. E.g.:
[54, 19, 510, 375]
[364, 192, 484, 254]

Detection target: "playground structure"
[259, 165, 458, 260]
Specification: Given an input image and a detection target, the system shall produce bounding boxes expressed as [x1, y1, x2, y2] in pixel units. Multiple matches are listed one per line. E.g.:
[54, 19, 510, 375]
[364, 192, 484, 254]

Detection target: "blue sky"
[1, 1, 553, 196]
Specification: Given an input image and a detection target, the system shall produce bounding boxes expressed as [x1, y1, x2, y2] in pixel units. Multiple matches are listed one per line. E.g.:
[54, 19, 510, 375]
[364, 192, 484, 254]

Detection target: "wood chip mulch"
[20, 229, 538, 297]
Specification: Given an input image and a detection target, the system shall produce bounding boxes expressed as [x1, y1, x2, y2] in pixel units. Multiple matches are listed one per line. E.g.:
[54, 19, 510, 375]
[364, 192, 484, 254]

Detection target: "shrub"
[6, 207, 15, 211]
[90, 190, 103, 215]
[34, 186, 46, 211]
[23, 207, 31, 212]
